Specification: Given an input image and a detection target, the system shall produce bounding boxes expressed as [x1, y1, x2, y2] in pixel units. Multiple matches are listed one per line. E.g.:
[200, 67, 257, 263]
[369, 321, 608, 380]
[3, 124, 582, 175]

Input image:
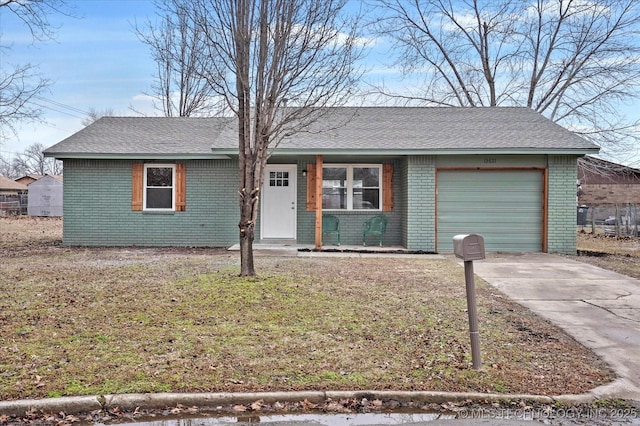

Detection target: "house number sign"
[483, 158, 497, 164]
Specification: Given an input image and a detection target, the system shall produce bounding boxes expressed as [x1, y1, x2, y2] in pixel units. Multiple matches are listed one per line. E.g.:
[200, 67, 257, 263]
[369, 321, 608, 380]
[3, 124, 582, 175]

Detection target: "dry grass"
[576, 231, 640, 280]
[0, 217, 62, 250]
[0, 217, 614, 400]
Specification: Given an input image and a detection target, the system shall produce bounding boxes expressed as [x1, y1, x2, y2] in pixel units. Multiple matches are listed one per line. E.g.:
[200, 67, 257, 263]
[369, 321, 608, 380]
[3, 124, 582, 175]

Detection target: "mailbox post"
[453, 234, 485, 370]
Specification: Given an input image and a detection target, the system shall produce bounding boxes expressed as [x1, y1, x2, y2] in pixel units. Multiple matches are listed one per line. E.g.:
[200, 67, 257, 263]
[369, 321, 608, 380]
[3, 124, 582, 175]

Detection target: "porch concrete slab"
[300, 244, 410, 253]
[227, 244, 409, 252]
[470, 253, 640, 401]
[297, 251, 444, 259]
[227, 243, 440, 258]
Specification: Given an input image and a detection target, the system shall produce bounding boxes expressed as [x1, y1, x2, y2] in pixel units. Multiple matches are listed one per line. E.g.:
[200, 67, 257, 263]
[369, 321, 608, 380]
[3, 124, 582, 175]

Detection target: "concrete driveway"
[470, 253, 640, 400]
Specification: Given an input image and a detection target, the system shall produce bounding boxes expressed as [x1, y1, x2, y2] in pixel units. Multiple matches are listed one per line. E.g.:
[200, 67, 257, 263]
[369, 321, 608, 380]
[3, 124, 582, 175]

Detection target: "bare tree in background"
[165, 0, 363, 276]
[10, 143, 62, 177]
[134, 0, 220, 117]
[0, 0, 73, 143]
[81, 107, 115, 127]
[0, 156, 12, 177]
[372, 0, 640, 167]
[0, 63, 49, 142]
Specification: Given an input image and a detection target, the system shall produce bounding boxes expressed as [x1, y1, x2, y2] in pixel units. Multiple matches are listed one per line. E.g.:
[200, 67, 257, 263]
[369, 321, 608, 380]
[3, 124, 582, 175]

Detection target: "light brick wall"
[62, 159, 239, 247]
[547, 155, 579, 254]
[400, 158, 409, 247]
[405, 155, 436, 252]
[62, 155, 579, 253]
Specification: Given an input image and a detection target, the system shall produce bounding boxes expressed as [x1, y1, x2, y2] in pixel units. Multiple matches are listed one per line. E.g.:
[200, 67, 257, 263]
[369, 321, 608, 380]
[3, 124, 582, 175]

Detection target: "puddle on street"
[98, 411, 455, 425]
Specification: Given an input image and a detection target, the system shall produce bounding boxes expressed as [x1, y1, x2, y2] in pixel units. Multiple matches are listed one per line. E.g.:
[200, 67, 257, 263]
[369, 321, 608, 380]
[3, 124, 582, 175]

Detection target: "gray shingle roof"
[45, 117, 234, 157]
[44, 107, 598, 158]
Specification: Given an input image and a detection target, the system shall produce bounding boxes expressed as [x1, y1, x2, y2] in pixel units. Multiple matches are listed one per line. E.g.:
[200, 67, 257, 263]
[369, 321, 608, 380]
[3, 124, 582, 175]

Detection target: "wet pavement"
[107, 412, 454, 425]
[88, 407, 640, 426]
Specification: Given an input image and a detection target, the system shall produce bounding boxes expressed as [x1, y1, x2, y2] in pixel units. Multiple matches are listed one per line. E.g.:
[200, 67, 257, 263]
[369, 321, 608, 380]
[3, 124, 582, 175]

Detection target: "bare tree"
[12, 143, 62, 176]
[0, 0, 73, 143]
[171, 0, 363, 275]
[0, 63, 49, 142]
[81, 107, 115, 127]
[0, 155, 13, 178]
[134, 0, 221, 117]
[372, 0, 640, 164]
[0, 0, 71, 41]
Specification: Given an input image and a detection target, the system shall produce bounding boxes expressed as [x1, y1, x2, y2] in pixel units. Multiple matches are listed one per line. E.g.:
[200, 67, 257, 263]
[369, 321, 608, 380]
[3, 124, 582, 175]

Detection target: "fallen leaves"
[300, 399, 317, 410]
[4, 397, 638, 425]
[0, 218, 615, 401]
[228, 397, 394, 415]
[250, 399, 265, 411]
[34, 375, 45, 388]
[169, 404, 199, 415]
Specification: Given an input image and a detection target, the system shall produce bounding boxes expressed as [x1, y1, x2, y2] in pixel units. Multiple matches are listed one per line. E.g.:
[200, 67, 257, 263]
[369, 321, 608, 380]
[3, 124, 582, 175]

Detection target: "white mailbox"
[453, 234, 485, 261]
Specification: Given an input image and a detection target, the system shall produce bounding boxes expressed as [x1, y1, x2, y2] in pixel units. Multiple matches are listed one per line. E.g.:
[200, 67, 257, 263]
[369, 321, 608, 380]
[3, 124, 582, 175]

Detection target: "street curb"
[0, 395, 103, 417]
[0, 390, 578, 418]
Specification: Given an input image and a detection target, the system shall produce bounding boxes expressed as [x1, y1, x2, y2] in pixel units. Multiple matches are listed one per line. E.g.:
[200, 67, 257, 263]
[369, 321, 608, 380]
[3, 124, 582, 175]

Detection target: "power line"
[31, 102, 86, 119]
[33, 96, 91, 118]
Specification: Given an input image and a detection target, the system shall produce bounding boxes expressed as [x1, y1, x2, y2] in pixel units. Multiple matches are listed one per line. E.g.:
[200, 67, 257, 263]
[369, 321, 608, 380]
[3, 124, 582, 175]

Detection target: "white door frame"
[260, 164, 297, 240]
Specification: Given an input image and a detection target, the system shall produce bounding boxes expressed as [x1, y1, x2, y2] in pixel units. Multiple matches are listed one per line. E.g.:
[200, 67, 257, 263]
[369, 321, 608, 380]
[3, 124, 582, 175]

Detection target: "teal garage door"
[437, 170, 544, 252]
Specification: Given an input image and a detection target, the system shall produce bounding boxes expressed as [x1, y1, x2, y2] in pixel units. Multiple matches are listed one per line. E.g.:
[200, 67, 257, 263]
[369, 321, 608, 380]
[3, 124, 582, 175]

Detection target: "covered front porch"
[228, 242, 413, 254]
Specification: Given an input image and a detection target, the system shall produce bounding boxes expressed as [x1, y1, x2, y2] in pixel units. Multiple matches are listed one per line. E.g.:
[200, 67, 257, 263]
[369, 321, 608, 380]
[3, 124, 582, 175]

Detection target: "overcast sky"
[1, 0, 639, 166]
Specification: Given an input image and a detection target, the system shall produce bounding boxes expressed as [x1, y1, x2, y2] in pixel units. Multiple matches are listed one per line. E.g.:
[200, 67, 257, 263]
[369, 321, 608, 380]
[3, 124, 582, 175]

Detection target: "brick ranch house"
[44, 107, 598, 254]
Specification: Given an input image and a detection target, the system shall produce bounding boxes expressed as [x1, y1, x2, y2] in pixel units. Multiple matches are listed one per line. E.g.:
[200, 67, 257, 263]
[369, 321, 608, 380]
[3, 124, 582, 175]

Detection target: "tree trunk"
[238, 179, 257, 276]
[239, 224, 255, 276]
[238, 176, 257, 276]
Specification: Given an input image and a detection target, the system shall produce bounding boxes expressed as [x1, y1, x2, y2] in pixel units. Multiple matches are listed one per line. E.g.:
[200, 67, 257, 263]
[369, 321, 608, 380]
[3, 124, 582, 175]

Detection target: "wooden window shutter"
[132, 163, 143, 211]
[306, 163, 317, 211]
[175, 163, 186, 211]
[383, 163, 393, 212]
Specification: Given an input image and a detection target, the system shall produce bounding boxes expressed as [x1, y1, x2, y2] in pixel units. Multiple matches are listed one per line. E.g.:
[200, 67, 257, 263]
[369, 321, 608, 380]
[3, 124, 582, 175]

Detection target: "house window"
[322, 165, 381, 210]
[269, 171, 289, 187]
[144, 164, 175, 210]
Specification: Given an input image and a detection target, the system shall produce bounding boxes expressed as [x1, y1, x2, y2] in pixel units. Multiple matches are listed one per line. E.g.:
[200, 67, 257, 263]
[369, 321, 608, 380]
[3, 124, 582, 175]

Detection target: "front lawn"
[0, 218, 613, 399]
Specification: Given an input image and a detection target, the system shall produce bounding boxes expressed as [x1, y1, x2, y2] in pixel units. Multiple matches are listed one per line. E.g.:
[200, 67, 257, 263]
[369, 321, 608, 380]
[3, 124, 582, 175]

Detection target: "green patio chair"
[362, 215, 388, 246]
[322, 214, 340, 246]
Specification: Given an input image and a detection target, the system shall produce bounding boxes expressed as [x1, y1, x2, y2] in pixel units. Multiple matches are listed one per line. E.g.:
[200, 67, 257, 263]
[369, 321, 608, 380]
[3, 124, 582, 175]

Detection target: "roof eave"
[44, 152, 232, 160]
[211, 147, 600, 156]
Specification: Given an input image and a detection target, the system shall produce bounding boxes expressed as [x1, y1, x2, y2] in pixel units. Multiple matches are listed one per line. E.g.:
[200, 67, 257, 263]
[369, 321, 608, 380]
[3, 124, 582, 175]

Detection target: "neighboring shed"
[27, 175, 63, 217]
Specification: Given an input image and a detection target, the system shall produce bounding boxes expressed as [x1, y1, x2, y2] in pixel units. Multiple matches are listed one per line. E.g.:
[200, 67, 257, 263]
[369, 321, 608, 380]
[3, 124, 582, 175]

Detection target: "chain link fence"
[577, 204, 639, 237]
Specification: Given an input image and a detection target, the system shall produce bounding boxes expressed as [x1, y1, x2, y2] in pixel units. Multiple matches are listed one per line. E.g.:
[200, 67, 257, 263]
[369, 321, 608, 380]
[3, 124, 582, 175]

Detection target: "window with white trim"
[143, 164, 175, 211]
[322, 165, 381, 210]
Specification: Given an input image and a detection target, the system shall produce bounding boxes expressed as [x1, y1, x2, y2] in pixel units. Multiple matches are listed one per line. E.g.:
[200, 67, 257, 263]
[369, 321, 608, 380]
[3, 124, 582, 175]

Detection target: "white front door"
[261, 165, 297, 240]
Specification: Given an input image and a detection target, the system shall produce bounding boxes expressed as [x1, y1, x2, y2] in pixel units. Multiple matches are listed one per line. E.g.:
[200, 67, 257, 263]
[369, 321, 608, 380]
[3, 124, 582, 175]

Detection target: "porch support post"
[315, 155, 323, 249]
